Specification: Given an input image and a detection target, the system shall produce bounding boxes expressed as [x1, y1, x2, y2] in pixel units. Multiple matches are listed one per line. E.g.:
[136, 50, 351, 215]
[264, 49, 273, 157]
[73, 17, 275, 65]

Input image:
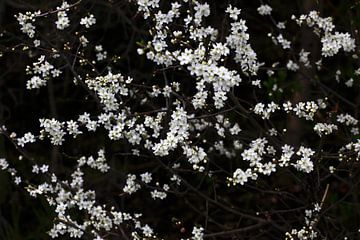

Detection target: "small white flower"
[80, 14, 96, 28]
[257, 4, 272, 16]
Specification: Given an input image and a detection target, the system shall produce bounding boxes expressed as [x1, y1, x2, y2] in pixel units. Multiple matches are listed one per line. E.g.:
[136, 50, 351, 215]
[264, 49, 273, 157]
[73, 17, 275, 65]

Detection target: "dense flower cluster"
[55, 2, 71, 30]
[26, 55, 61, 89]
[15, 10, 41, 38]
[1, 0, 360, 239]
[292, 11, 356, 57]
[313, 122, 338, 136]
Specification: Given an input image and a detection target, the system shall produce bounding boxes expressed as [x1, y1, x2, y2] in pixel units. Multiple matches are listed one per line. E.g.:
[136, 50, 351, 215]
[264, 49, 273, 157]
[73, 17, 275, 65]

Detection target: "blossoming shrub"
[1, 0, 360, 239]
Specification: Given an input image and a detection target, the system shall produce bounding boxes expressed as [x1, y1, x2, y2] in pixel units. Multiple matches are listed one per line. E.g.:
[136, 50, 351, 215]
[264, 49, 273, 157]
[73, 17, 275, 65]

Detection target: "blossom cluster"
[285, 203, 322, 240]
[2, 0, 360, 239]
[292, 11, 356, 57]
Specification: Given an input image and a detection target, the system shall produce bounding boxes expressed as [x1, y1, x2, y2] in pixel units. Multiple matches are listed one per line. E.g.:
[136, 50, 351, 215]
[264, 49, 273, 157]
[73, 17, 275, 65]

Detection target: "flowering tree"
[1, 0, 360, 239]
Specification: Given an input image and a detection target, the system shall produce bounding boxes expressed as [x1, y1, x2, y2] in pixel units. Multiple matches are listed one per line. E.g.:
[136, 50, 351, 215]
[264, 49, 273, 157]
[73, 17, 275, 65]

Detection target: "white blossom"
[257, 4, 272, 16]
[80, 14, 96, 28]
